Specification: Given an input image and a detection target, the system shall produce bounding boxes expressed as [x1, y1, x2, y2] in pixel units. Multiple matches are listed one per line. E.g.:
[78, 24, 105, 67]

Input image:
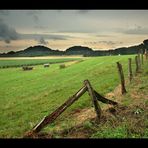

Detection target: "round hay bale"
[59, 64, 66, 69]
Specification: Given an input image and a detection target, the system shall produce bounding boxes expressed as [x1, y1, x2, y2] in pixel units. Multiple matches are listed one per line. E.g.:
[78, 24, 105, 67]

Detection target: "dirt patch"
[105, 84, 122, 102]
[70, 108, 96, 125]
[59, 102, 148, 138]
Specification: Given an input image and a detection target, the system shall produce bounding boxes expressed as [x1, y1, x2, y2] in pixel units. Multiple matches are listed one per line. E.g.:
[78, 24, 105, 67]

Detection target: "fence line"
[25, 49, 147, 137]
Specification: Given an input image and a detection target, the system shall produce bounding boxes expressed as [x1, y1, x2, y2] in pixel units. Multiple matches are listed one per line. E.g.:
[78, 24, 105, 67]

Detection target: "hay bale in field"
[59, 64, 66, 69]
[22, 66, 33, 71]
[43, 63, 50, 68]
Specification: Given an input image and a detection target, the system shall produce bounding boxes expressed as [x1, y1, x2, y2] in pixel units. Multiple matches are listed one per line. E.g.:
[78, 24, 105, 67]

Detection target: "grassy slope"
[57, 60, 148, 138]
[0, 55, 135, 138]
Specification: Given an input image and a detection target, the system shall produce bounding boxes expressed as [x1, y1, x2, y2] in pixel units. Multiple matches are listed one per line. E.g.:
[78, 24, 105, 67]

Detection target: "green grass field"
[0, 55, 136, 138]
[0, 58, 81, 68]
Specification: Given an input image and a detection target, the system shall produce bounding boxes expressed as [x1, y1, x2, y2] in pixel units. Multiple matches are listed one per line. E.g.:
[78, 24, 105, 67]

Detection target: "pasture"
[0, 57, 82, 68]
[0, 55, 136, 138]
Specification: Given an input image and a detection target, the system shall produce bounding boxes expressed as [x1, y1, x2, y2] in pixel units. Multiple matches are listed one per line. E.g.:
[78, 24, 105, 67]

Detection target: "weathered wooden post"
[138, 52, 141, 70]
[140, 49, 144, 65]
[84, 80, 101, 121]
[144, 49, 148, 60]
[116, 62, 127, 94]
[128, 58, 133, 82]
[135, 56, 139, 73]
[94, 90, 118, 105]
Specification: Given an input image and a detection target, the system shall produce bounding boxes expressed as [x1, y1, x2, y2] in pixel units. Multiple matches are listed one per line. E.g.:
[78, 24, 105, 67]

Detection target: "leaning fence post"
[116, 62, 127, 94]
[135, 56, 139, 73]
[84, 80, 101, 121]
[128, 58, 133, 82]
[27, 85, 87, 135]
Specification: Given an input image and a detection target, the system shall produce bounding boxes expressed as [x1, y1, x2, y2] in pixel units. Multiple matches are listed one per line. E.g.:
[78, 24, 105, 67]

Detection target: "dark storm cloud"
[0, 19, 72, 44]
[37, 37, 48, 45]
[0, 21, 20, 43]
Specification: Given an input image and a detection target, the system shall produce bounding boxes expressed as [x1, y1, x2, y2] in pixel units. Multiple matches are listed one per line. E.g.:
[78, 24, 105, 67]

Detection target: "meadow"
[0, 55, 136, 138]
[0, 58, 81, 68]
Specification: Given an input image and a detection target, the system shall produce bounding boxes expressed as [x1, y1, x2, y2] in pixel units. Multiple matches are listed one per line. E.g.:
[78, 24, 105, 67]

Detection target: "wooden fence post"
[128, 58, 133, 82]
[141, 52, 144, 65]
[138, 53, 141, 69]
[84, 80, 101, 121]
[116, 62, 127, 94]
[144, 49, 148, 60]
[135, 56, 139, 73]
[140, 49, 144, 65]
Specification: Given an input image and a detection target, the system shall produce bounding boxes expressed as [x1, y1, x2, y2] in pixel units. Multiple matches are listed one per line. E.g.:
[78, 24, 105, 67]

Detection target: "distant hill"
[65, 46, 93, 55]
[0, 39, 147, 57]
[0, 45, 63, 57]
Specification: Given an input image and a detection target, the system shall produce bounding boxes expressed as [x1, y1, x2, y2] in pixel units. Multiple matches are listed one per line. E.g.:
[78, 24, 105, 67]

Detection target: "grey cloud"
[0, 21, 20, 44]
[84, 41, 123, 45]
[96, 34, 113, 37]
[99, 41, 116, 45]
[77, 10, 89, 14]
[58, 29, 94, 33]
[26, 10, 42, 23]
[33, 15, 39, 23]
[20, 33, 70, 40]
[0, 10, 10, 15]
[123, 25, 148, 35]
[34, 25, 49, 29]
[57, 10, 63, 13]
[26, 10, 42, 15]
[38, 37, 48, 45]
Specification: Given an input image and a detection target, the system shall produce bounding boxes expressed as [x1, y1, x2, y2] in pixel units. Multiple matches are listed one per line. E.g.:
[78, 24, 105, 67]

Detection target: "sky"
[0, 10, 148, 53]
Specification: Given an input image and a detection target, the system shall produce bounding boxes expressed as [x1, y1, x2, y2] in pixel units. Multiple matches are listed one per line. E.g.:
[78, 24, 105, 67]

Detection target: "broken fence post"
[84, 80, 101, 121]
[116, 62, 127, 94]
[94, 90, 118, 105]
[30, 85, 87, 134]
